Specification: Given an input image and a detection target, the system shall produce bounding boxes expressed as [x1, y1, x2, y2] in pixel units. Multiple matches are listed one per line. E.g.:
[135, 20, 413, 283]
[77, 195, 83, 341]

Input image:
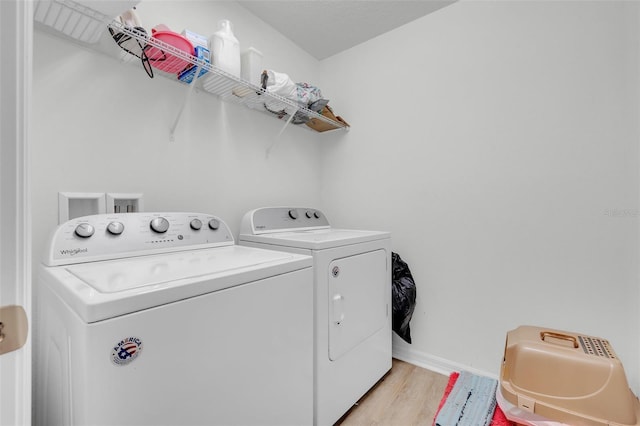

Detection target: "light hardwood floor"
[336, 359, 450, 426]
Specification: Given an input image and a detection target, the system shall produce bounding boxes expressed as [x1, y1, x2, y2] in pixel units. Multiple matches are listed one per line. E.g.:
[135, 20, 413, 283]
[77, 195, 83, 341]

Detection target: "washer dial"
[190, 219, 203, 230]
[74, 223, 95, 238]
[107, 221, 125, 235]
[208, 219, 220, 230]
[150, 217, 170, 233]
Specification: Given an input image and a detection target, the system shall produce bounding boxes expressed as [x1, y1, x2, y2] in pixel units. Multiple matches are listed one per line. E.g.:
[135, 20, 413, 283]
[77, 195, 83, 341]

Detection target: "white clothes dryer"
[34, 212, 314, 426]
[240, 207, 392, 425]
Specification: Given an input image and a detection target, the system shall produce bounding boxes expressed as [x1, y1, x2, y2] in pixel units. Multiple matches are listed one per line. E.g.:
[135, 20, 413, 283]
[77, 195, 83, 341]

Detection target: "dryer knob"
[288, 209, 298, 220]
[314, 211, 321, 219]
[305, 211, 313, 219]
[150, 217, 170, 233]
[190, 219, 203, 230]
[107, 221, 125, 235]
[208, 218, 220, 230]
[74, 223, 95, 238]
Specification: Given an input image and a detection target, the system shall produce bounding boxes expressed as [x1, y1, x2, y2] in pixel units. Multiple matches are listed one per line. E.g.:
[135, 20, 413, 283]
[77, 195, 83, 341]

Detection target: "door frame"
[0, 0, 33, 425]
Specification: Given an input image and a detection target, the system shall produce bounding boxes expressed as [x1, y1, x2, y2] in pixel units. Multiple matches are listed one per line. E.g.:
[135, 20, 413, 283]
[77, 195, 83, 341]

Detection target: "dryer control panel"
[241, 207, 331, 234]
[44, 212, 234, 266]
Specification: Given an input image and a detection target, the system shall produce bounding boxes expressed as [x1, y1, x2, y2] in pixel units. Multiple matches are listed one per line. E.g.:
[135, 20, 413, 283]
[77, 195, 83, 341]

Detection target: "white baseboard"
[392, 341, 498, 380]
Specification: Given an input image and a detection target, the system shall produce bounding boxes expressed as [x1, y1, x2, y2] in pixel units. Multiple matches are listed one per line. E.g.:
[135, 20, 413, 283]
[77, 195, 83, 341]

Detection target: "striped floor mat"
[433, 371, 499, 426]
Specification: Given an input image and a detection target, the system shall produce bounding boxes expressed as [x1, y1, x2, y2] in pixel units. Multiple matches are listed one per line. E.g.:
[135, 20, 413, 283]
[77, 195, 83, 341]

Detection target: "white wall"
[31, 1, 331, 265]
[319, 0, 640, 391]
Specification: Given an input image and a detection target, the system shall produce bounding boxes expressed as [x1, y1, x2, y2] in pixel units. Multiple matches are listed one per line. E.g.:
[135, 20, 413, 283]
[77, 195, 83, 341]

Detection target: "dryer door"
[328, 249, 387, 361]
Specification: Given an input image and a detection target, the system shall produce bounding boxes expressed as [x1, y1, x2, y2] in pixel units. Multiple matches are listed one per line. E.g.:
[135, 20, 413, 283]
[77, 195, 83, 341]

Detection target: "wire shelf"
[34, 0, 112, 44]
[34, 0, 350, 134]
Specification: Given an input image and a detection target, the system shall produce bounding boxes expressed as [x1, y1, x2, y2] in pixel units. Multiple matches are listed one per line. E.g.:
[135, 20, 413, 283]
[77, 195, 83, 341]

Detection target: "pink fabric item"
[433, 372, 514, 426]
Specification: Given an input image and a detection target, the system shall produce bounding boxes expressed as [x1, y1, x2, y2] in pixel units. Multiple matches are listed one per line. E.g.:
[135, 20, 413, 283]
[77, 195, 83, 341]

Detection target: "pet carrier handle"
[540, 331, 579, 348]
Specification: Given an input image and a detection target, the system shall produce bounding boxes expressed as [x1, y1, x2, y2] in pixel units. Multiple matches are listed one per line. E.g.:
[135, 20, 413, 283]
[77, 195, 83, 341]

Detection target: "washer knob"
[150, 217, 170, 233]
[314, 211, 321, 219]
[190, 219, 203, 230]
[208, 218, 220, 230]
[305, 211, 313, 219]
[107, 221, 125, 235]
[288, 209, 298, 220]
[74, 223, 94, 238]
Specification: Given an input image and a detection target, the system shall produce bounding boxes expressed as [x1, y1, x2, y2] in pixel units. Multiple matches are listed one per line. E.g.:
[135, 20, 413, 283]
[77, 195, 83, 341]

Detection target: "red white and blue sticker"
[111, 337, 143, 366]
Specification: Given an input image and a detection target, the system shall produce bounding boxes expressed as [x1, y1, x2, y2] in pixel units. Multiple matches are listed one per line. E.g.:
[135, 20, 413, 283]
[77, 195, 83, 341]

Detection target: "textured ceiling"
[237, 1, 456, 60]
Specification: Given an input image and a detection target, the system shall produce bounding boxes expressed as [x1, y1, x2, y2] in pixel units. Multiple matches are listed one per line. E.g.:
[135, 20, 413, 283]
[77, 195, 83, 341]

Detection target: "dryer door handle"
[332, 294, 344, 325]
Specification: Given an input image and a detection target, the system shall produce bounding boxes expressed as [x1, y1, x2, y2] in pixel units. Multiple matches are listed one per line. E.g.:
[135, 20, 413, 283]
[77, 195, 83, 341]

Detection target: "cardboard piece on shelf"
[306, 105, 350, 132]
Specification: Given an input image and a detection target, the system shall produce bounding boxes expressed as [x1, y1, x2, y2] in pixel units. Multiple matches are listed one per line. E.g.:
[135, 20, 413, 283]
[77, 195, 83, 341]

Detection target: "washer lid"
[240, 228, 390, 250]
[40, 245, 312, 323]
[66, 246, 302, 293]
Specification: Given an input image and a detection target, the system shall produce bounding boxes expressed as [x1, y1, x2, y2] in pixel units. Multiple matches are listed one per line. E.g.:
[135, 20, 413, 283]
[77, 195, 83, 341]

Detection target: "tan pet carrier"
[500, 325, 640, 426]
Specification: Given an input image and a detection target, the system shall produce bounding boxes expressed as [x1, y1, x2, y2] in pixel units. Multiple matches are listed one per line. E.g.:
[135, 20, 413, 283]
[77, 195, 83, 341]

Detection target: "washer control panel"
[45, 212, 234, 266]
[241, 207, 330, 234]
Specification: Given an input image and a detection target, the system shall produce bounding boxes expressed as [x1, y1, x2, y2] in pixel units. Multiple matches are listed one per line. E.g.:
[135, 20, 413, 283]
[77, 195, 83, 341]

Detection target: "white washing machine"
[239, 207, 392, 425]
[34, 212, 314, 426]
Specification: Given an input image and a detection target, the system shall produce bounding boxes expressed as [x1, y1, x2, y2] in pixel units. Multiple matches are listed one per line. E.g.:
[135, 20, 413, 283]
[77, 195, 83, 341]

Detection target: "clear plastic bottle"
[210, 19, 241, 78]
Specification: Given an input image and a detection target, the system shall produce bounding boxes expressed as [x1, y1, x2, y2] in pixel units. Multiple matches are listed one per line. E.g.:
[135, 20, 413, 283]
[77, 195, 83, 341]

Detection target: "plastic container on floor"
[500, 325, 640, 426]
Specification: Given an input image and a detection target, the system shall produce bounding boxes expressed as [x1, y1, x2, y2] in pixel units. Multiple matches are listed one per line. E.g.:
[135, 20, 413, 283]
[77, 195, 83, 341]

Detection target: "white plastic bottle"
[210, 19, 241, 78]
[241, 47, 263, 86]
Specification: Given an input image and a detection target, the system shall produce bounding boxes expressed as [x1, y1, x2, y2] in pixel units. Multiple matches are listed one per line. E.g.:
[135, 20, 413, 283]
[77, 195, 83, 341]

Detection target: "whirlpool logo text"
[59, 248, 88, 256]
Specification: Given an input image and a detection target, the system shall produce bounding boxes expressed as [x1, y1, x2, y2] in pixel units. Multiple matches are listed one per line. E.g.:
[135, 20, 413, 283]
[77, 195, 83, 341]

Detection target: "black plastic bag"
[392, 252, 417, 344]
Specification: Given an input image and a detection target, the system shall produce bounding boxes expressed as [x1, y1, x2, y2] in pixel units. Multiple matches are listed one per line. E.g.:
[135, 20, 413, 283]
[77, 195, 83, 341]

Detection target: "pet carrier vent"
[578, 335, 616, 359]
